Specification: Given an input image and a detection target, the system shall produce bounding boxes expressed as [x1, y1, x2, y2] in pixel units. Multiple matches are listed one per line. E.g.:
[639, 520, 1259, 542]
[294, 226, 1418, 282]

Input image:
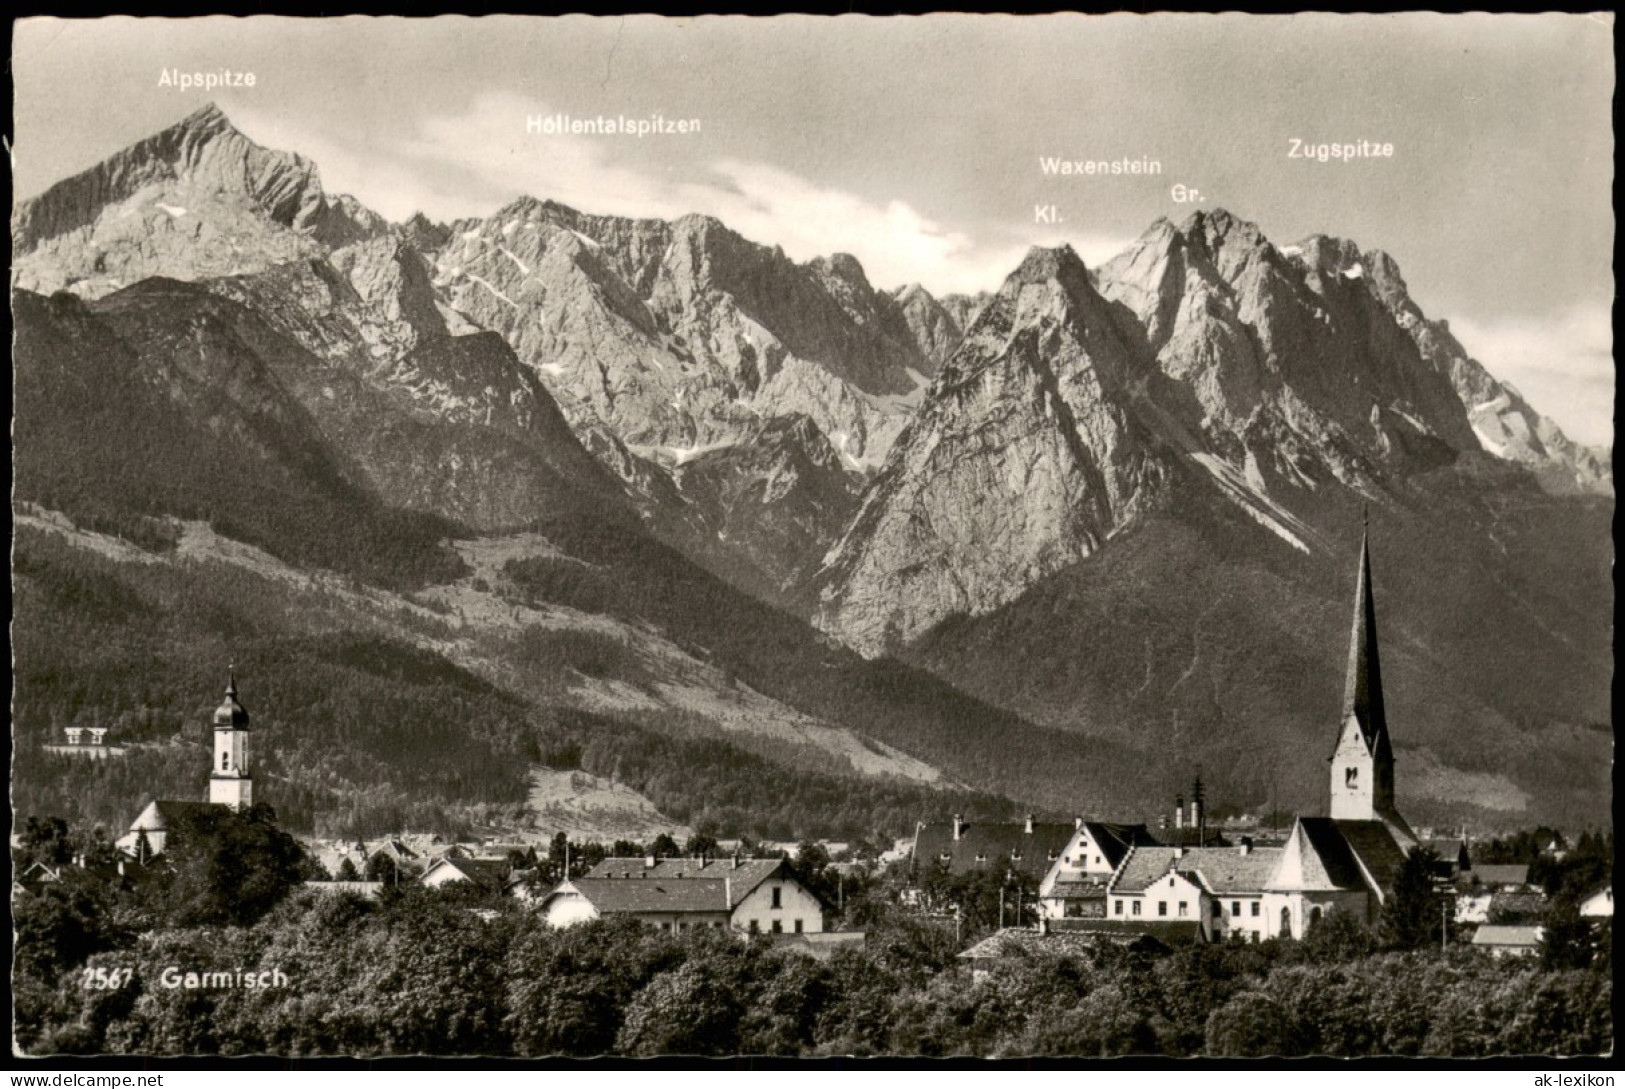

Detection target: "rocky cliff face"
[817, 209, 1608, 656]
[817, 245, 1174, 653]
[426, 197, 951, 594]
[430, 198, 933, 470]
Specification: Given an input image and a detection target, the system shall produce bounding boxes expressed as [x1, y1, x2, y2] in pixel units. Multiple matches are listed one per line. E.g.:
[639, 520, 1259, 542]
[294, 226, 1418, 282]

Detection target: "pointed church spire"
[225, 664, 238, 699]
[1341, 520, 1387, 750]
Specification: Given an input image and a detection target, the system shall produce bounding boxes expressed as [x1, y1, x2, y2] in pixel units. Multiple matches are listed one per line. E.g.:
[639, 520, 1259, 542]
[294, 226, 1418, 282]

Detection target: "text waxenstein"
[528, 113, 700, 137]
[1040, 156, 1163, 176]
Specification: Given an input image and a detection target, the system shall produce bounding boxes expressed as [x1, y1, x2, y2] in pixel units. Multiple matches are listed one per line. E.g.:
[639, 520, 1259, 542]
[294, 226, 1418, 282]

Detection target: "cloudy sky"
[12, 14, 1615, 445]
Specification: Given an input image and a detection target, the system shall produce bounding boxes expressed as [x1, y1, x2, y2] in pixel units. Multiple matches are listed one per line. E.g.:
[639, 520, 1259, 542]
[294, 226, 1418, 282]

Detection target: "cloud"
[1449, 302, 1615, 448]
[233, 92, 1134, 298]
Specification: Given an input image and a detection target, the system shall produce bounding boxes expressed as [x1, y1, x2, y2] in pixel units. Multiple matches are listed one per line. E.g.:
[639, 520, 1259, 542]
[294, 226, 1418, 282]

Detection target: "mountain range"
[11, 104, 1612, 837]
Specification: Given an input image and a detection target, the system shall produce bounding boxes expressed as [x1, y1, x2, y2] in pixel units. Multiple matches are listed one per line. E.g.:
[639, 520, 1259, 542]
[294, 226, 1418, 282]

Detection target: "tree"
[648, 832, 679, 859]
[1205, 990, 1301, 1057]
[335, 857, 361, 881]
[1379, 847, 1450, 950]
[141, 804, 307, 927]
[1541, 896, 1597, 970]
[684, 829, 721, 858]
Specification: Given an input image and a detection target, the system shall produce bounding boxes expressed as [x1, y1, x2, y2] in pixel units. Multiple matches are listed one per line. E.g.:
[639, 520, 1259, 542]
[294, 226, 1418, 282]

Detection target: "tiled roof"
[1472, 925, 1544, 947]
[1472, 864, 1531, 888]
[1110, 847, 1186, 894]
[959, 928, 1100, 960]
[1178, 847, 1284, 894]
[915, 822, 1078, 879]
[554, 877, 733, 915]
[1046, 880, 1110, 900]
[585, 857, 786, 901]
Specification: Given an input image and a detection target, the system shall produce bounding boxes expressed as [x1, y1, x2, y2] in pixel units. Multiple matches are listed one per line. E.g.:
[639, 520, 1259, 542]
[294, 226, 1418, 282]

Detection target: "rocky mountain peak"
[1011, 243, 1091, 285]
[813, 252, 871, 289]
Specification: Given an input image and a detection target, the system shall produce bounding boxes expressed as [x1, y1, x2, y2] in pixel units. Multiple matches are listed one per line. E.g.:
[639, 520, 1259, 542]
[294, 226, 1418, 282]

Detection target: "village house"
[539, 856, 825, 934]
[44, 726, 126, 759]
[420, 856, 514, 895]
[1036, 820, 1158, 920]
[1469, 864, 1532, 890]
[1471, 924, 1544, 958]
[1579, 885, 1612, 920]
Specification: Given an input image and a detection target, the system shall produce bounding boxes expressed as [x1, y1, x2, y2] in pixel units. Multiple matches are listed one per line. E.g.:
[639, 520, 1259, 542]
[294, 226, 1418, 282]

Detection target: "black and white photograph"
[9, 12, 1614, 1064]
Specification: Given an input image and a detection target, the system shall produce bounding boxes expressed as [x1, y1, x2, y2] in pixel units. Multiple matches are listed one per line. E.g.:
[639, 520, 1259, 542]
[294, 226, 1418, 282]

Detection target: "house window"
[1251, 902, 1260, 917]
[1115, 899, 1123, 916]
[1178, 902, 1188, 917]
[1345, 766, 1358, 787]
[1231, 901, 1241, 917]
[660, 922, 671, 931]
[794, 919, 803, 933]
[748, 919, 760, 933]
[221, 750, 230, 771]
[771, 920, 783, 934]
[1158, 902, 1168, 917]
[1094, 856, 1102, 865]
[1211, 900, 1221, 917]
[771, 887, 782, 909]
[1132, 902, 1141, 916]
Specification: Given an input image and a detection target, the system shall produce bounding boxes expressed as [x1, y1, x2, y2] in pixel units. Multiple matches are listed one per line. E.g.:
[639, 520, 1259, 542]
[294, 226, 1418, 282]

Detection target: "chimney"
[725, 877, 733, 910]
[1173, 846, 1184, 859]
[1239, 837, 1252, 856]
[731, 852, 740, 870]
[1025, 814, 1035, 835]
[1075, 816, 1084, 830]
[952, 814, 964, 841]
[645, 854, 656, 869]
[1191, 800, 1202, 844]
[1175, 796, 1185, 832]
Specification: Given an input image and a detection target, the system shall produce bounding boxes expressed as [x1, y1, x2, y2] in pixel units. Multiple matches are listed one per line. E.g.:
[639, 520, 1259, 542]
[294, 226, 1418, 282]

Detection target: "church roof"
[214, 670, 250, 728]
[1273, 817, 1410, 897]
[130, 799, 217, 831]
[1336, 528, 1388, 760]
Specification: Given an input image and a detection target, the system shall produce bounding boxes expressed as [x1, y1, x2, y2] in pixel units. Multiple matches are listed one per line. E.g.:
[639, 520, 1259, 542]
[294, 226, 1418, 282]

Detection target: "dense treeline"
[15, 885, 1610, 1058]
[545, 708, 1014, 842]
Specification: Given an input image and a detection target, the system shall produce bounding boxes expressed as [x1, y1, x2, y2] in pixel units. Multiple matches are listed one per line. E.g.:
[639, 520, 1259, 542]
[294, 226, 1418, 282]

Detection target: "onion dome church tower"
[209, 668, 253, 810]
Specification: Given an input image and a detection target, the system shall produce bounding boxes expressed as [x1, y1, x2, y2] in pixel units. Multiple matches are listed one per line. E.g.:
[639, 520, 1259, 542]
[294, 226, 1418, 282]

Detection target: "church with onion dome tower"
[116, 670, 259, 859]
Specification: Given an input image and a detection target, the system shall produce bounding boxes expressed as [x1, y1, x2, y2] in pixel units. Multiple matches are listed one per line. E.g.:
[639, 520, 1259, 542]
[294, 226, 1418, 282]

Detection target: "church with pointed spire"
[1326, 525, 1415, 846]
[1257, 519, 1419, 938]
